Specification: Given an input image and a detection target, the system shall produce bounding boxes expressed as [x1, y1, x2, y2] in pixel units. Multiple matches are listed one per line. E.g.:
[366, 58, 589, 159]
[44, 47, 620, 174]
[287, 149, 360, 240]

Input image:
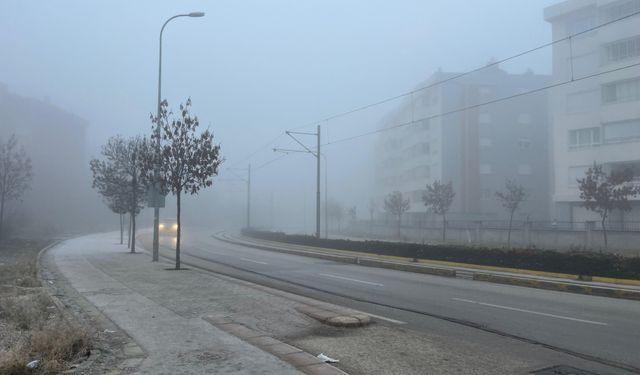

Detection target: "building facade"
[374, 66, 551, 224]
[544, 0, 640, 223]
[0, 82, 95, 234]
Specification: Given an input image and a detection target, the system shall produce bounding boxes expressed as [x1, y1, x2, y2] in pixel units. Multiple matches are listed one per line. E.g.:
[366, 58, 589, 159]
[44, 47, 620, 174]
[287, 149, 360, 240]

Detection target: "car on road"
[158, 219, 178, 237]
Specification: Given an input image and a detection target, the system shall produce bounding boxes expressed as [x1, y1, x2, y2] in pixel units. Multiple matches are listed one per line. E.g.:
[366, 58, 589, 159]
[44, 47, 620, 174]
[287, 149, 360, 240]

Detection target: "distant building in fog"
[373, 65, 551, 223]
[544, 0, 640, 223]
[0, 82, 92, 234]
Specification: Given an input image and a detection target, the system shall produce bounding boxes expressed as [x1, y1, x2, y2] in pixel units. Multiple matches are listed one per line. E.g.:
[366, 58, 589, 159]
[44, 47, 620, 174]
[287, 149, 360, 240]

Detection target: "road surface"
[141, 229, 640, 373]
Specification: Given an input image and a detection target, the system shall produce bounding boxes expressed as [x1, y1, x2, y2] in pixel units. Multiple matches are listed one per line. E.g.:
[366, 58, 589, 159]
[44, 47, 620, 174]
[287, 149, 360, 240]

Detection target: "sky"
[0, 0, 561, 231]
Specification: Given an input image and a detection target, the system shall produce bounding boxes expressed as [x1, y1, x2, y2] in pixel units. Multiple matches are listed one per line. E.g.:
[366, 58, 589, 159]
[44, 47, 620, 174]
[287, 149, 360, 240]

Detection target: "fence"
[342, 219, 640, 256]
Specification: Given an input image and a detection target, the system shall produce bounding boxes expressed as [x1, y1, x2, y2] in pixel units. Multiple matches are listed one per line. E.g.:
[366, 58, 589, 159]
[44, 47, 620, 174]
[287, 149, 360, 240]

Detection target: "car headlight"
[172, 224, 179, 230]
[159, 224, 165, 230]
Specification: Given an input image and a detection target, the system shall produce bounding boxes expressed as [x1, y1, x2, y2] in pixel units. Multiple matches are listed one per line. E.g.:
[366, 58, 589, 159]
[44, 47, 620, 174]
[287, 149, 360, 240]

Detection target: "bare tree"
[107, 192, 128, 245]
[0, 135, 32, 238]
[423, 180, 455, 242]
[368, 198, 377, 235]
[495, 180, 528, 249]
[90, 135, 150, 251]
[577, 162, 638, 251]
[152, 98, 222, 269]
[348, 206, 357, 222]
[384, 191, 410, 238]
[368, 198, 376, 222]
[327, 199, 345, 231]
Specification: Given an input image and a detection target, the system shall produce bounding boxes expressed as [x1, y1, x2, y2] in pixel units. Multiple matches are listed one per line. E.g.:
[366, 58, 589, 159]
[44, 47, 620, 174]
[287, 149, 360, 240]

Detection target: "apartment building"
[373, 65, 551, 223]
[544, 0, 640, 222]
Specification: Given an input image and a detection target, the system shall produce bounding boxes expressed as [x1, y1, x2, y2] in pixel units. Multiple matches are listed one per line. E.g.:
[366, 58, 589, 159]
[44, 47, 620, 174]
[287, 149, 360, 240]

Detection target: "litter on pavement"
[317, 353, 339, 363]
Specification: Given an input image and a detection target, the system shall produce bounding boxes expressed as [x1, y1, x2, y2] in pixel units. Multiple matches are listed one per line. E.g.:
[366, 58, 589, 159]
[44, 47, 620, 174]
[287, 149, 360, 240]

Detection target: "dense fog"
[0, 0, 605, 237]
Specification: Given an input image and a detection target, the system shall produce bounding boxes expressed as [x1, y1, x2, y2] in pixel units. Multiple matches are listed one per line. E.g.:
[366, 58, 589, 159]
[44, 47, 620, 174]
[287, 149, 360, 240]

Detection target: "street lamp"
[152, 12, 205, 262]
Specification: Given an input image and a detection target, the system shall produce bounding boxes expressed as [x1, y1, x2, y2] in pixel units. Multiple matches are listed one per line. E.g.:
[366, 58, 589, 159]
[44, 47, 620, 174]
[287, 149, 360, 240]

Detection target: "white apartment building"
[545, 0, 640, 222]
[373, 66, 550, 223]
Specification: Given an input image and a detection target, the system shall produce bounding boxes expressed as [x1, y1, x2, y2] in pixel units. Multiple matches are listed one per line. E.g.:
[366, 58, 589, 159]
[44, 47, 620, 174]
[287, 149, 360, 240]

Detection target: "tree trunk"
[127, 214, 131, 249]
[0, 194, 5, 240]
[119, 214, 124, 244]
[507, 210, 514, 249]
[442, 213, 447, 243]
[397, 214, 401, 238]
[601, 213, 608, 252]
[131, 212, 136, 253]
[176, 190, 181, 270]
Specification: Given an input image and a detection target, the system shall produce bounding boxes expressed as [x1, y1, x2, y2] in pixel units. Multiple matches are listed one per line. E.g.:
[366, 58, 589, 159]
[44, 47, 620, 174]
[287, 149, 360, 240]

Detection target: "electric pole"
[273, 125, 322, 238]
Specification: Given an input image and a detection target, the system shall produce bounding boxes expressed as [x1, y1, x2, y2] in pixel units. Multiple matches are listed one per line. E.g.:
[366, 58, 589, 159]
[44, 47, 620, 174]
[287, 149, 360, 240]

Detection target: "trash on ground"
[317, 353, 339, 363]
[26, 360, 40, 369]
[103, 329, 116, 334]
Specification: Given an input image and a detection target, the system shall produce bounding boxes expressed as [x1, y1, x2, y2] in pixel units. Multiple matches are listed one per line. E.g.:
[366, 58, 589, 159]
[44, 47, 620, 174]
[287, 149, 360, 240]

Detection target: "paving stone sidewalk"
[48, 232, 333, 375]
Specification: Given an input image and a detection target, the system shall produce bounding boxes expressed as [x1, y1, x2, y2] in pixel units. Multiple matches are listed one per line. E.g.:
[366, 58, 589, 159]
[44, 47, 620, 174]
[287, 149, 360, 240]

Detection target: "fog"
[0, 0, 562, 236]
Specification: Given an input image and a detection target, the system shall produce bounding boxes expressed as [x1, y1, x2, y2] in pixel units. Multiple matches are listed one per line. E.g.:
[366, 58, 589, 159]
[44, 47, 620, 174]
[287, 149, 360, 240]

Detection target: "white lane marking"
[360, 311, 406, 325]
[451, 298, 608, 326]
[319, 273, 384, 287]
[240, 258, 268, 265]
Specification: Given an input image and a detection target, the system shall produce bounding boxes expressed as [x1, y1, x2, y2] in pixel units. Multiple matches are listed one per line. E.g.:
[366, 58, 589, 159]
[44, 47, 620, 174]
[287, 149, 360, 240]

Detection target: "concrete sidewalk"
[45, 233, 348, 375]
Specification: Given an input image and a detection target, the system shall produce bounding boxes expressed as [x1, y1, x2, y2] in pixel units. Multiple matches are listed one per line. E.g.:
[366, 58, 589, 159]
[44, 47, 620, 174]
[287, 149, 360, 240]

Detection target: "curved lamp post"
[152, 12, 205, 262]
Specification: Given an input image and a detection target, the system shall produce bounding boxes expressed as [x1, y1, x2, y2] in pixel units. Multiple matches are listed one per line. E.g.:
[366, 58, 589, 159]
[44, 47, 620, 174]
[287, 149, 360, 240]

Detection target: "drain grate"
[531, 365, 601, 375]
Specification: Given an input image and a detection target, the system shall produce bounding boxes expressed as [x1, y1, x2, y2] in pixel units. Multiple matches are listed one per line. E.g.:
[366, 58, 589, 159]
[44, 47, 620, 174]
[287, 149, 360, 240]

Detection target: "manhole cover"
[531, 365, 600, 375]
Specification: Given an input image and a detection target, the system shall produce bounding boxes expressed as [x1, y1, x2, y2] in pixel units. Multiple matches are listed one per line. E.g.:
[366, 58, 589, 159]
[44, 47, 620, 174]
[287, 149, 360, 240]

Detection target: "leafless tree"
[578, 162, 638, 251]
[384, 191, 410, 238]
[495, 179, 528, 249]
[0, 135, 32, 238]
[423, 180, 455, 242]
[327, 199, 345, 231]
[152, 98, 222, 269]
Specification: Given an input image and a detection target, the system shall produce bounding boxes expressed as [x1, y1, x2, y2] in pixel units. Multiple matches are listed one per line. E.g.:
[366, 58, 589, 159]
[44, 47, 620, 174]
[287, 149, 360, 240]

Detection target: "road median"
[216, 231, 640, 301]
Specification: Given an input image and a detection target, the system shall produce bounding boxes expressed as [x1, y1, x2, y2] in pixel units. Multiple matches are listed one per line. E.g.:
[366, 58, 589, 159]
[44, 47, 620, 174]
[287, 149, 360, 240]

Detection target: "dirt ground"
[0, 239, 126, 374]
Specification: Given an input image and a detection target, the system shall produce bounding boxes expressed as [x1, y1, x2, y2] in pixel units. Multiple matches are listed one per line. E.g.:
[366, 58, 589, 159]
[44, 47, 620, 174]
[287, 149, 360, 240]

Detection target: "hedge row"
[241, 228, 640, 280]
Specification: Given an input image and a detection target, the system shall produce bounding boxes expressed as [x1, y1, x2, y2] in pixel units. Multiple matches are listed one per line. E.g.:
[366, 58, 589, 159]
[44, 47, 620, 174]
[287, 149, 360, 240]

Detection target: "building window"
[602, 78, 640, 104]
[480, 188, 493, 200]
[567, 15, 597, 37]
[567, 89, 600, 113]
[479, 164, 492, 174]
[517, 139, 532, 149]
[602, 35, 640, 64]
[568, 166, 590, 187]
[603, 119, 640, 143]
[518, 164, 532, 175]
[517, 113, 532, 125]
[569, 127, 601, 148]
[479, 113, 491, 124]
[479, 137, 492, 148]
[600, 0, 640, 23]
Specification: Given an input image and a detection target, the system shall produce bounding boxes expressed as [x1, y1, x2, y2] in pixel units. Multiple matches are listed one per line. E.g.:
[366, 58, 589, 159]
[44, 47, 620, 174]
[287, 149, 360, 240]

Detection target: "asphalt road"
[142, 230, 640, 373]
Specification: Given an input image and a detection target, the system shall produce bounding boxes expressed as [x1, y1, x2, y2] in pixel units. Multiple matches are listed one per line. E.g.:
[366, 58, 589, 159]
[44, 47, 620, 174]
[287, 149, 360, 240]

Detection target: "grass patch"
[0, 239, 92, 373]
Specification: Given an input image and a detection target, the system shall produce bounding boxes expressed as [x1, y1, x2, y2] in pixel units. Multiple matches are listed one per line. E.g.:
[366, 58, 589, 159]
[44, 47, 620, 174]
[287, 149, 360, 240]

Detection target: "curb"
[472, 273, 640, 301]
[295, 305, 370, 327]
[143, 237, 373, 329]
[203, 316, 349, 375]
[216, 232, 640, 302]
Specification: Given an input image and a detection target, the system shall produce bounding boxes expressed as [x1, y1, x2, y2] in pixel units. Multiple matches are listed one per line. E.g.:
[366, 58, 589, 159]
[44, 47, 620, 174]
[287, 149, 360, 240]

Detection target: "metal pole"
[152, 19, 167, 262]
[322, 154, 328, 239]
[316, 125, 321, 238]
[152, 13, 203, 261]
[247, 164, 251, 228]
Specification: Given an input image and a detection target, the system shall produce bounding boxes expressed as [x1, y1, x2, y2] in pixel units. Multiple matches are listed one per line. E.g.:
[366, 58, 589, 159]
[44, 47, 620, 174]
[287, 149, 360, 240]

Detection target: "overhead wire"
[288, 8, 640, 132]
[230, 9, 640, 168]
[323, 61, 640, 147]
